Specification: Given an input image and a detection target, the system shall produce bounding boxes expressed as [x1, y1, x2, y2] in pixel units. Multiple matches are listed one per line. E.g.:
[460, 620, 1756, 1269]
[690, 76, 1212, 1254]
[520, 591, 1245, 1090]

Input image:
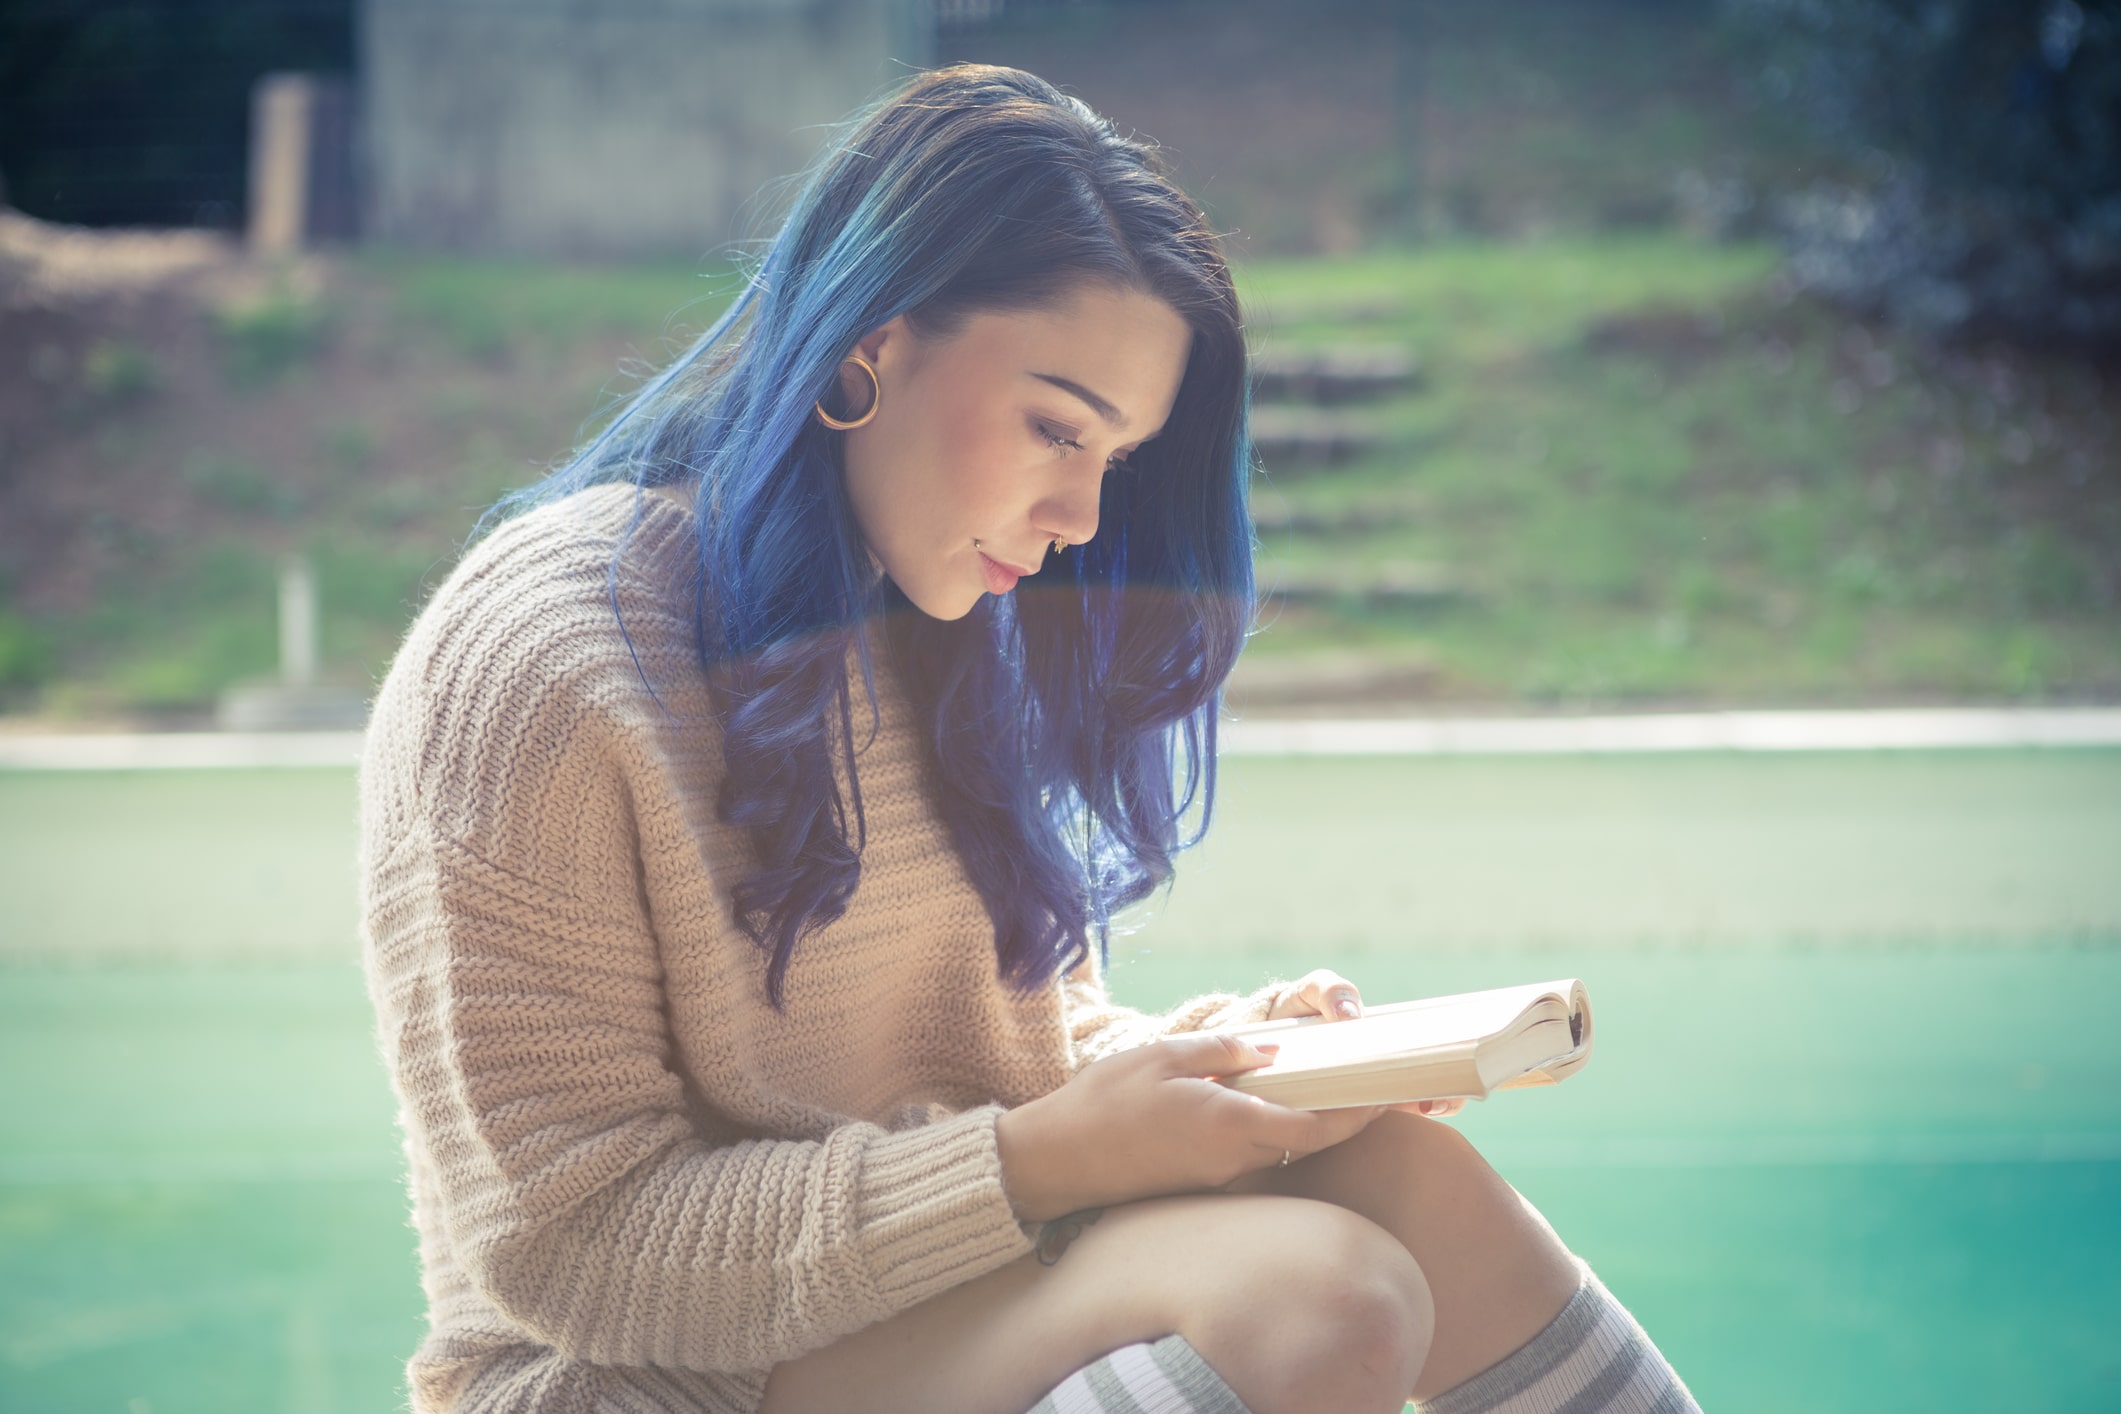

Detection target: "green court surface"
[3, 754, 2120, 1412]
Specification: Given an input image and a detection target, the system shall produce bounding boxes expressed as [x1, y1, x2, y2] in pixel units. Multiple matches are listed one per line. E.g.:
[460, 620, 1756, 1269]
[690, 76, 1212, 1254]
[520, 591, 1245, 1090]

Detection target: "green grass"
[8, 0, 2112, 718]
[1234, 240, 2120, 702]
[1237, 238, 1783, 351]
[13, 233, 2116, 718]
[213, 288, 335, 392]
[3, 759, 2119, 1409]
[357, 250, 736, 367]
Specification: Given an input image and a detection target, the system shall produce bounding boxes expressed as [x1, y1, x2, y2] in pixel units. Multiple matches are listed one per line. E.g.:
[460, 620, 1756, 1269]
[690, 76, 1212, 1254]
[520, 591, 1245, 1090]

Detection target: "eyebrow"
[1030, 372, 1130, 430]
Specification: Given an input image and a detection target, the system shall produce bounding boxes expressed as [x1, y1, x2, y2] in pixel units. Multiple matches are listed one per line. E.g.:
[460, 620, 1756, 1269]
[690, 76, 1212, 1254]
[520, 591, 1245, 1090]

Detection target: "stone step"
[1248, 404, 1384, 469]
[1250, 345, 1422, 404]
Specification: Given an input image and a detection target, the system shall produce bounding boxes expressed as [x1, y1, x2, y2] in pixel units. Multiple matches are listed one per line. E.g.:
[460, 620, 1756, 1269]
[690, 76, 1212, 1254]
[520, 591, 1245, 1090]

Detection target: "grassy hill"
[0, 0, 2113, 720]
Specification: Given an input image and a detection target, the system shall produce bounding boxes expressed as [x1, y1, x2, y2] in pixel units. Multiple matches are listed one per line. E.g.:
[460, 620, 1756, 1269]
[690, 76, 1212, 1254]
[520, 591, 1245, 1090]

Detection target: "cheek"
[931, 418, 1032, 522]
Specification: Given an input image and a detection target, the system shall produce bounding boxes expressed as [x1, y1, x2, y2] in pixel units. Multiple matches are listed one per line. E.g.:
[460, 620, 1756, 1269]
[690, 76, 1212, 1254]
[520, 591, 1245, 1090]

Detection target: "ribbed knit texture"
[1027, 1335, 1254, 1414]
[358, 482, 1284, 1414]
[1416, 1260, 1702, 1414]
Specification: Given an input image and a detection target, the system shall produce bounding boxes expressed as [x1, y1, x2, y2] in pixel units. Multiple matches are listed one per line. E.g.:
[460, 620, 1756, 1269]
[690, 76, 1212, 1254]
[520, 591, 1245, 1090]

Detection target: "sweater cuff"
[1192, 978, 1287, 1032]
[1231, 978, 1287, 1025]
[854, 1103, 1036, 1310]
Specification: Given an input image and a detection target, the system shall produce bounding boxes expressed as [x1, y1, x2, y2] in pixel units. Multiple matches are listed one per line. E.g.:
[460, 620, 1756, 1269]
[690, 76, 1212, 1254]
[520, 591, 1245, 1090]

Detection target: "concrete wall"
[360, 0, 932, 258]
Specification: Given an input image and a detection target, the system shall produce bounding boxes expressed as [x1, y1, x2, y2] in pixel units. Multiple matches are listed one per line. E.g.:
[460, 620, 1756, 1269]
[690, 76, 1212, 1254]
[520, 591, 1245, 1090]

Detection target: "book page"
[1217, 980, 1585, 1078]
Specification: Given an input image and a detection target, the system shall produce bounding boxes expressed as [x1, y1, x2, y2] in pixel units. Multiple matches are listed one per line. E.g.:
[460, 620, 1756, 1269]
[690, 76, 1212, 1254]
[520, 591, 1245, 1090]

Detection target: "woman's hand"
[994, 1031, 1389, 1224]
[1263, 966, 1367, 1021]
[1264, 968, 1467, 1121]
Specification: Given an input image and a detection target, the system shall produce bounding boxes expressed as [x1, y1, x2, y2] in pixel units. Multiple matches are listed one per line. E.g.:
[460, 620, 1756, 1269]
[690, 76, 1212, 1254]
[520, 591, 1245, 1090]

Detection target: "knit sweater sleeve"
[1059, 950, 1288, 1071]
[359, 507, 1034, 1376]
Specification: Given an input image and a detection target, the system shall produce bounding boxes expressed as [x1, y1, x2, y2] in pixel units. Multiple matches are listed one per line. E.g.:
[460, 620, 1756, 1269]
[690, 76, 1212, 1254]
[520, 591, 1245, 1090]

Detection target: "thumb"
[1146, 1030, 1282, 1078]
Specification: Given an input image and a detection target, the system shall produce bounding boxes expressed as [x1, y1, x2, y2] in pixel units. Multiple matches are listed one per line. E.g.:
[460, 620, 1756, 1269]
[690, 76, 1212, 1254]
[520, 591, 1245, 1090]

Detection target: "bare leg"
[1222, 1111, 1582, 1404]
[759, 1192, 1433, 1414]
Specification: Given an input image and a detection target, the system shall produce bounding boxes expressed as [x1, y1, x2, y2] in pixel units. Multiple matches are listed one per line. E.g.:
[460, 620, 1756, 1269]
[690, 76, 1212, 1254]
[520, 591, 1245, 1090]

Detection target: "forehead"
[944, 284, 1192, 432]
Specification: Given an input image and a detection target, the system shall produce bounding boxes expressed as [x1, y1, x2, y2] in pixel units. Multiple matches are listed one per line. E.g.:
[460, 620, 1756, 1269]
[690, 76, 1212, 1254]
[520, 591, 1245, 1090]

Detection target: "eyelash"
[1037, 421, 1132, 472]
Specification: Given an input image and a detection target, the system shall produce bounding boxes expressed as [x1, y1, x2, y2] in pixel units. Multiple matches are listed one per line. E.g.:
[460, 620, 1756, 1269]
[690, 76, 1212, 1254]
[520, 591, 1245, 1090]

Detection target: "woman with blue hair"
[358, 62, 1696, 1414]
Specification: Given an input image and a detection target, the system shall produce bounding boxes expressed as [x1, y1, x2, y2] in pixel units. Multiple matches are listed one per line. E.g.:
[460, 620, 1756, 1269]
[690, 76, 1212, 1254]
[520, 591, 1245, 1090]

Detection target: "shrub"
[0, 609, 54, 696]
[1726, 0, 2121, 347]
[214, 290, 332, 389]
[183, 452, 306, 519]
[81, 340, 161, 404]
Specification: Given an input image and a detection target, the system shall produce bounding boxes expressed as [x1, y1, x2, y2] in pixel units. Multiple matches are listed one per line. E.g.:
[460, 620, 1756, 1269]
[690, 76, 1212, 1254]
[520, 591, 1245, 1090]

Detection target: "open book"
[1207, 978, 1594, 1110]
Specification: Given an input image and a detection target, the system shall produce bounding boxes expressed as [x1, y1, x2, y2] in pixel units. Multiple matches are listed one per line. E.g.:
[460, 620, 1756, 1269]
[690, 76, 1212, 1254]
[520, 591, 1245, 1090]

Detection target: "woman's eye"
[1036, 422, 1082, 453]
[1037, 420, 1130, 473]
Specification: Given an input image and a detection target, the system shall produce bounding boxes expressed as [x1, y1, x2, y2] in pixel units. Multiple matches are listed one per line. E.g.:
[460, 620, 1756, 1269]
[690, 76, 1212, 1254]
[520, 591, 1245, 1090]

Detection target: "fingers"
[1388, 1098, 1467, 1118]
[1147, 1029, 1283, 1078]
[1267, 967, 1364, 1022]
[1303, 1102, 1391, 1149]
[1236, 1097, 1389, 1166]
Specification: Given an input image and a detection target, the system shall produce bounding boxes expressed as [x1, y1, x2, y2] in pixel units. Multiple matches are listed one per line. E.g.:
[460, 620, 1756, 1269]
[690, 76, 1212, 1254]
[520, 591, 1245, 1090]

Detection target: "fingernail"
[1254, 1041, 1281, 1053]
[1334, 998, 1359, 1019]
[1417, 1100, 1439, 1115]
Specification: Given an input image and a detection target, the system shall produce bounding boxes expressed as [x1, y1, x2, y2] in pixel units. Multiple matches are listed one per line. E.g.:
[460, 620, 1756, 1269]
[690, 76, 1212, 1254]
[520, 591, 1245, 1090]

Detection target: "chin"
[922, 591, 985, 622]
[892, 574, 984, 622]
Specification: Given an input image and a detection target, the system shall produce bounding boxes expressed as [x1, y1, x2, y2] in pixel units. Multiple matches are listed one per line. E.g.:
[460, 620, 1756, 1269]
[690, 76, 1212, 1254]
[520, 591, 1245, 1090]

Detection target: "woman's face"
[834, 282, 1193, 620]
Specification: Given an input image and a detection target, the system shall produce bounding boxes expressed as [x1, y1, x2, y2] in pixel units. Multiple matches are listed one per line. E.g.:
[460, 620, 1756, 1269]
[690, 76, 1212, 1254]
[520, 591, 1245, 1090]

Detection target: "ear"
[852, 314, 909, 371]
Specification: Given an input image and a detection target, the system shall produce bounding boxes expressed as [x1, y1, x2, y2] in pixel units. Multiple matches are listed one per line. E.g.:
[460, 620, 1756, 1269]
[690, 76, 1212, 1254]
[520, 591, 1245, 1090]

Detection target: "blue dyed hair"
[482, 63, 1254, 1008]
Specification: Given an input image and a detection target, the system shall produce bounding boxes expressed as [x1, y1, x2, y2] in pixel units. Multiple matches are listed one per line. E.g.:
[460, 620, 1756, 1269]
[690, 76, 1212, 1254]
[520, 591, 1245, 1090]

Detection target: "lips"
[978, 551, 1035, 595]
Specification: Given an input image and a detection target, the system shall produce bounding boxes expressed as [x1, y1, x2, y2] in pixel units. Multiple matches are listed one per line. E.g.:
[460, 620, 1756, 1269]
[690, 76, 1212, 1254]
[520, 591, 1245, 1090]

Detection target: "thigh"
[1225, 1110, 1573, 1284]
[759, 1190, 1429, 1414]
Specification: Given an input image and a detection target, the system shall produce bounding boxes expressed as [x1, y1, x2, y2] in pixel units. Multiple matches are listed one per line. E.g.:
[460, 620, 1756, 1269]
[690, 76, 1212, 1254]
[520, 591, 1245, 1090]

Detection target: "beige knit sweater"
[358, 481, 1283, 1414]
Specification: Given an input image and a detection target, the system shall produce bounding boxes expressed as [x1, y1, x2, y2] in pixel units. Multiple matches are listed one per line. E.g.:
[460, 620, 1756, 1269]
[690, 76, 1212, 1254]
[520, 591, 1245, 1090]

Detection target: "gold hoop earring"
[814, 354, 881, 431]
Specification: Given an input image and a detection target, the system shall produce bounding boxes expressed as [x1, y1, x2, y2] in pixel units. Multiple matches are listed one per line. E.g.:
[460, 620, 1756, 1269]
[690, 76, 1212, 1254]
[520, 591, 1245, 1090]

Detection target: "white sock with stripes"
[1416, 1258, 1700, 1414]
[1026, 1332, 1251, 1414]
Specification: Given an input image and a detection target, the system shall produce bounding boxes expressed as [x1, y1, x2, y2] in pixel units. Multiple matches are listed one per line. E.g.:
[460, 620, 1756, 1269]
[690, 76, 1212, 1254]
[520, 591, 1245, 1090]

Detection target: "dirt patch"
[0, 210, 637, 638]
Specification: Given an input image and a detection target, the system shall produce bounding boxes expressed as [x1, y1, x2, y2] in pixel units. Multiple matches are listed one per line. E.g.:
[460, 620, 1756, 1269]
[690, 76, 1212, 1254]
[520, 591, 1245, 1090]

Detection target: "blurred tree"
[0, 0, 353, 229]
[1725, 0, 2121, 348]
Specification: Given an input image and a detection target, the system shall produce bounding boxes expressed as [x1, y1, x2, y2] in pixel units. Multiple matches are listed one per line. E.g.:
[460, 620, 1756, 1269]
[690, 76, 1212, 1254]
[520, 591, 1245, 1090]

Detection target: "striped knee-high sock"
[1026, 1333, 1251, 1414]
[1416, 1258, 1700, 1414]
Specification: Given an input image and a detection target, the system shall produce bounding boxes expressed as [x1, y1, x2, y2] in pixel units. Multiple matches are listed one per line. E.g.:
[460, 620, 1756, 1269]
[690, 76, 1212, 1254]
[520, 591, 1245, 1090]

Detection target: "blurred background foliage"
[1723, 0, 2121, 347]
[0, 0, 2114, 722]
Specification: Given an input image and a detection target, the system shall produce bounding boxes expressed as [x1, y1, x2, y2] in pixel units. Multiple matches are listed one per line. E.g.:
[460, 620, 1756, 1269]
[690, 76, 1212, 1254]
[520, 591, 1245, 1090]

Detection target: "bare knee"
[1373, 1109, 1510, 1203]
[1353, 1112, 1571, 1263]
[1186, 1199, 1433, 1414]
[1342, 1114, 1581, 1402]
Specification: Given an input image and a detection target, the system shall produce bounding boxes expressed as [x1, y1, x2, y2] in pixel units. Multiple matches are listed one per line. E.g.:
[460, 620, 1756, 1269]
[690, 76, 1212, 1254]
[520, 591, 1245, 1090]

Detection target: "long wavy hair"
[481, 63, 1255, 1008]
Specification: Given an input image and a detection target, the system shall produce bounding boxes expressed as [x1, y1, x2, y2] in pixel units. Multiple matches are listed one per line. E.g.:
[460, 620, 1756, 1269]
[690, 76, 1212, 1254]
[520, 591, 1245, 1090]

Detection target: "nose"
[1033, 479, 1102, 553]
